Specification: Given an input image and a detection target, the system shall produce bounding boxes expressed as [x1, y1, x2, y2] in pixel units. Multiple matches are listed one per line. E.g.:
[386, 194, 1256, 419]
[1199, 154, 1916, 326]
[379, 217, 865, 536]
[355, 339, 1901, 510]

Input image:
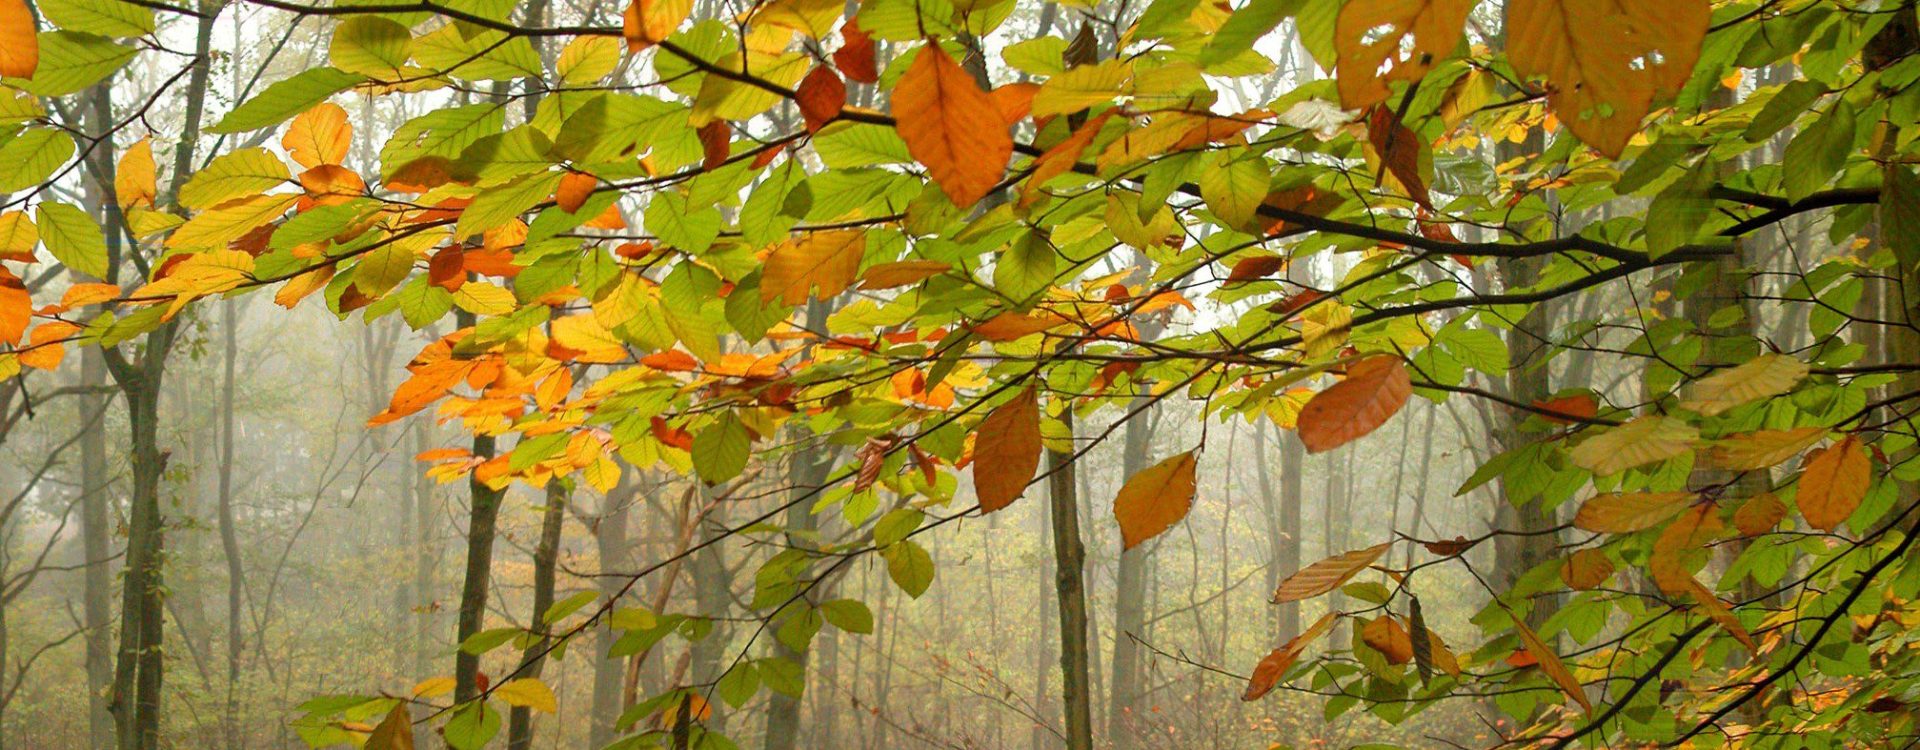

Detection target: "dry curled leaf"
[1273, 542, 1393, 603]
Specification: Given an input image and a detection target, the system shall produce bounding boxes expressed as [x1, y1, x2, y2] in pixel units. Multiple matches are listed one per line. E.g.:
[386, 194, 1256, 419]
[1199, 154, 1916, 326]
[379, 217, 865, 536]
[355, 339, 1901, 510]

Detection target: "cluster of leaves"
[4, 0, 1920, 746]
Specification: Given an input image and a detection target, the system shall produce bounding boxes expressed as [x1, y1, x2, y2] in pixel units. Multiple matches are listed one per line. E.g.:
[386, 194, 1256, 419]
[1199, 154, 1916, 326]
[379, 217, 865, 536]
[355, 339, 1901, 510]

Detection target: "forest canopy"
[0, 0, 1915, 748]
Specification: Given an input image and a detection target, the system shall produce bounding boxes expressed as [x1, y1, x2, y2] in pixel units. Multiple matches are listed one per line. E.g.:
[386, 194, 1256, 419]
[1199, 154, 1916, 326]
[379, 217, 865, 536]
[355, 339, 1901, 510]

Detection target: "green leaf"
[820, 599, 874, 634]
[179, 148, 291, 210]
[1743, 80, 1827, 142]
[542, 591, 598, 625]
[456, 171, 562, 240]
[380, 103, 505, 179]
[1781, 99, 1856, 202]
[644, 192, 720, 253]
[1201, 0, 1292, 68]
[209, 68, 366, 134]
[14, 31, 135, 97]
[329, 16, 412, 76]
[1646, 162, 1715, 257]
[442, 703, 499, 750]
[716, 662, 760, 708]
[994, 230, 1055, 301]
[882, 539, 934, 598]
[36, 201, 108, 278]
[459, 627, 520, 655]
[691, 414, 750, 484]
[0, 128, 76, 193]
[1198, 151, 1268, 229]
[39, 0, 155, 37]
[872, 507, 924, 547]
[814, 122, 914, 168]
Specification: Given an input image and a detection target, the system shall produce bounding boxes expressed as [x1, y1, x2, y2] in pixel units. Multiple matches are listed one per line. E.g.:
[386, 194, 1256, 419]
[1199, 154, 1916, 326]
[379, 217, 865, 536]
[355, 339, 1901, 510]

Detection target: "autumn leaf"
[698, 120, 730, 171]
[1560, 549, 1614, 590]
[1572, 491, 1695, 533]
[1361, 615, 1415, 664]
[1296, 356, 1411, 453]
[116, 138, 157, 209]
[1569, 415, 1697, 476]
[1684, 576, 1755, 652]
[0, 0, 37, 79]
[760, 229, 865, 305]
[892, 43, 1013, 208]
[1732, 493, 1787, 537]
[1273, 542, 1392, 603]
[1364, 105, 1431, 207]
[283, 102, 351, 169]
[1225, 255, 1285, 283]
[364, 702, 415, 750]
[623, 0, 690, 50]
[1798, 436, 1869, 532]
[972, 388, 1041, 513]
[1018, 111, 1112, 208]
[0, 269, 28, 346]
[1505, 0, 1708, 157]
[1510, 610, 1592, 715]
[858, 260, 949, 290]
[1532, 392, 1597, 424]
[833, 22, 878, 83]
[1708, 426, 1826, 471]
[1681, 354, 1809, 416]
[1242, 612, 1336, 701]
[796, 66, 846, 133]
[1334, 0, 1473, 109]
[1112, 451, 1199, 550]
[555, 171, 598, 214]
[1649, 504, 1722, 594]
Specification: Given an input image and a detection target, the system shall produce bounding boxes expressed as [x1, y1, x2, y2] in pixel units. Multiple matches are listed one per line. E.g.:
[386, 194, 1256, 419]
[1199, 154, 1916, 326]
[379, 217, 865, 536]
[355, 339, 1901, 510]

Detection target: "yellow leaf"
[116, 137, 157, 209]
[1681, 353, 1809, 416]
[167, 193, 297, 249]
[622, 0, 691, 50]
[689, 51, 808, 125]
[283, 103, 352, 169]
[551, 314, 627, 362]
[1031, 60, 1132, 118]
[364, 702, 415, 750]
[1334, 0, 1473, 109]
[1505, 0, 1707, 157]
[0, 211, 36, 261]
[453, 282, 516, 316]
[1798, 436, 1869, 532]
[493, 678, 557, 714]
[892, 44, 1013, 208]
[1569, 415, 1697, 476]
[411, 676, 456, 698]
[178, 148, 291, 210]
[0, 0, 37, 79]
[274, 265, 333, 309]
[557, 36, 621, 84]
[1112, 450, 1199, 550]
[1272, 541, 1392, 603]
[973, 388, 1041, 513]
[1571, 491, 1695, 533]
[760, 229, 865, 305]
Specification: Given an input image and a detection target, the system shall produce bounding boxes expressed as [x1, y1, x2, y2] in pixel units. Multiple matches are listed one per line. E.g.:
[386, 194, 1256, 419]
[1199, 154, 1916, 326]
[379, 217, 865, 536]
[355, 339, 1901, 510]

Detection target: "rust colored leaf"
[1112, 451, 1199, 550]
[1365, 106, 1431, 208]
[1559, 549, 1614, 590]
[1297, 356, 1411, 453]
[796, 66, 846, 133]
[1572, 491, 1695, 533]
[1684, 576, 1755, 652]
[1361, 616, 1415, 664]
[1334, 0, 1473, 109]
[1532, 393, 1597, 424]
[1273, 542, 1392, 603]
[973, 388, 1042, 513]
[858, 260, 950, 290]
[1226, 255, 1285, 283]
[1505, 0, 1708, 157]
[1422, 535, 1476, 557]
[698, 120, 731, 171]
[1018, 111, 1112, 208]
[1799, 436, 1869, 532]
[1732, 492, 1787, 537]
[892, 43, 1013, 208]
[833, 22, 878, 83]
[1242, 612, 1336, 701]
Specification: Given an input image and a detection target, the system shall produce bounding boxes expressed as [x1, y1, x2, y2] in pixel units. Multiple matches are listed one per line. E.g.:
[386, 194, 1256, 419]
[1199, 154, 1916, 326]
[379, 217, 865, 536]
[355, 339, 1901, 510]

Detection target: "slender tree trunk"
[80, 349, 114, 750]
[1106, 392, 1154, 749]
[764, 300, 835, 750]
[453, 428, 504, 705]
[412, 420, 437, 684]
[1048, 410, 1094, 750]
[508, 483, 567, 750]
[217, 298, 245, 749]
[590, 481, 633, 748]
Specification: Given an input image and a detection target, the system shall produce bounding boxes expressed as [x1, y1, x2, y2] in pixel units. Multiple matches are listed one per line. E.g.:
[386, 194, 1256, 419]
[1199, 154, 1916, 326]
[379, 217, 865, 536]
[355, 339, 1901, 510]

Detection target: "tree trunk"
[1048, 410, 1094, 750]
[590, 481, 633, 748]
[763, 301, 835, 750]
[1106, 392, 1154, 748]
[217, 298, 245, 749]
[508, 483, 567, 750]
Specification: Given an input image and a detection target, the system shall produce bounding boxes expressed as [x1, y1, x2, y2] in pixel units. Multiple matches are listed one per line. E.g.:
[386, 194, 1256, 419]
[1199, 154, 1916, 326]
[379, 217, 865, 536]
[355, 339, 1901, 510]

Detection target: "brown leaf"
[698, 121, 730, 171]
[364, 702, 415, 750]
[1365, 106, 1431, 208]
[1510, 611, 1592, 715]
[1708, 426, 1827, 471]
[1242, 612, 1337, 701]
[892, 44, 1013, 208]
[1532, 393, 1597, 424]
[1684, 576, 1755, 652]
[1422, 535, 1477, 557]
[1226, 256, 1285, 283]
[973, 388, 1041, 513]
[1361, 616, 1415, 664]
[1559, 549, 1614, 590]
[1649, 504, 1723, 595]
[1799, 436, 1869, 532]
[1273, 542, 1393, 603]
[1112, 451, 1199, 550]
[1572, 491, 1695, 533]
[1296, 356, 1411, 453]
[1732, 493, 1787, 537]
[796, 66, 846, 133]
[833, 22, 878, 83]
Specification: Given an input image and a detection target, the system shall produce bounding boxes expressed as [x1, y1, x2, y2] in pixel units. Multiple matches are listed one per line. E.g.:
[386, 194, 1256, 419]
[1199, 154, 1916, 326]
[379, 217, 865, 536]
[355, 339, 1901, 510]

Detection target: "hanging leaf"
[115, 137, 157, 209]
[1798, 436, 1869, 532]
[1333, 0, 1472, 109]
[1112, 450, 1199, 550]
[796, 65, 846, 133]
[178, 148, 291, 210]
[892, 43, 1012, 208]
[364, 702, 415, 750]
[1504, 0, 1707, 157]
[1680, 354, 1809, 416]
[1361, 615, 1415, 664]
[1560, 549, 1614, 590]
[1572, 491, 1695, 533]
[1241, 611, 1336, 701]
[1569, 416, 1697, 476]
[1684, 576, 1755, 652]
[973, 388, 1042, 513]
[760, 229, 865, 305]
[622, 0, 692, 51]
[1018, 111, 1112, 208]
[1273, 541, 1392, 603]
[494, 678, 558, 714]
[0, 269, 28, 346]
[283, 102, 352, 169]
[1296, 356, 1411, 453]
[833, 22, 878, 83]
[858, 260, 949, 290]
[1510, 610, 1592, 715]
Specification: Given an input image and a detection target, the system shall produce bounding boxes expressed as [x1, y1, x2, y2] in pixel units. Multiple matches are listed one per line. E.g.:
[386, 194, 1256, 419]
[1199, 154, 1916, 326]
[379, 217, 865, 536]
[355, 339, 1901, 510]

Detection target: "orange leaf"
[555, 171, 598, 214]
[760, 229, 865, 305]
[1559, 549, 1614, 590]
[622, 0, 688, 51]
[1296, 356, 1410, 453]
[0, 269, 27, 345]
[1511, 612, 1591, 715]
[1226, 256, 1284, 283]
[1798, 436, 1869, 532]
[1732, 492, 1787, 537]
[1365, 106, 1430, 208]
[370, 359, 475, 426]
[892, 44, 1012, 208]
[1242, 612, 1337, 701]
[116, 138, 157, 209]
[1684, 576, 1755, 652]
[796, 66, 846, 133]
[858, 260, 949, 290]
[990, 82, 1038, 127]
[283, 103, 352, 169]
[698, 121, 730, 171]
[1532, 393, 1597, 424]
[1272, 542, 1392, 603]
[972, 388, 1041, 513]
[1361, 616, 1415, 664]
[1505, 0, 1707, 157]
[833, 22, 878, 83]
[1334, 0, 1472, 109]
[1572, 491, 1695, 533]
[0, 0, 37, 78]
[61, 283, 121, 308]
[1017, 111, 1111, 208]
[1112, 451, 1198, 550]
[970, 311, 1070, 342]
[1709, 426, 1826, 471]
